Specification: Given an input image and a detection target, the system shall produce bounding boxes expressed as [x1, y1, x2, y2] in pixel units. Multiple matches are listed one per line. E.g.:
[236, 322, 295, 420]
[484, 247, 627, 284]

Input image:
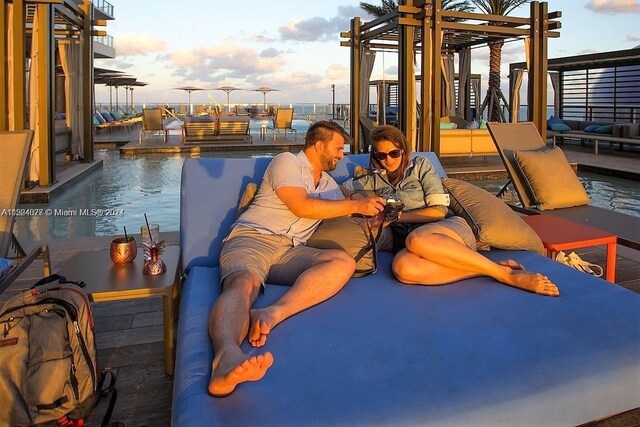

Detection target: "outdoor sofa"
[174, 153, 640, 426]
[548, 118, 640, 153]
[183, 116, 251, 143]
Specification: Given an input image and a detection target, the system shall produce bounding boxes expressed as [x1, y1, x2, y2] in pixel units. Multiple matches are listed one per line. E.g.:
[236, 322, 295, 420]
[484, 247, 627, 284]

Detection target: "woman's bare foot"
[504, 270, 559, 296]
[248, 308, 280, 347]
[497, 259, 525, 271]
[208, 349, 274, 397]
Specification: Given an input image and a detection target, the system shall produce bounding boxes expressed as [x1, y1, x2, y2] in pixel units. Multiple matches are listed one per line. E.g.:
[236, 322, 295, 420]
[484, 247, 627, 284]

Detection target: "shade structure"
[127, 81, 148, 112]
[96, 72, 133, 111]
[172, 86, 208, 114]
[213, 86, 244, 114]
[253, 86, 279, 112]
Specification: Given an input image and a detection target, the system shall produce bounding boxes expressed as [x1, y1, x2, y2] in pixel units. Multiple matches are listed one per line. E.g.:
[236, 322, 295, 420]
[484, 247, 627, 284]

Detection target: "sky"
[95, 0, 640, 107]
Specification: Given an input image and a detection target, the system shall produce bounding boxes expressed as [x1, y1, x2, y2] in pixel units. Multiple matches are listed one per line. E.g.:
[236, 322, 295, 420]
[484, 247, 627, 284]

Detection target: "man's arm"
[397, 206, 446, 223]
[276, 186, 385, 219]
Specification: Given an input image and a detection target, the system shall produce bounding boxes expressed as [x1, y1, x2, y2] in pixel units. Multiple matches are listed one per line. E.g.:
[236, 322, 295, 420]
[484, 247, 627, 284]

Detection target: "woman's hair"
[369, 125, 411, 185]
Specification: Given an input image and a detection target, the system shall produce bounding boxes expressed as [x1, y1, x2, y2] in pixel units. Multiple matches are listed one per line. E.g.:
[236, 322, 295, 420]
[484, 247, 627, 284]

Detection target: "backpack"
[0, 275, 116, 426]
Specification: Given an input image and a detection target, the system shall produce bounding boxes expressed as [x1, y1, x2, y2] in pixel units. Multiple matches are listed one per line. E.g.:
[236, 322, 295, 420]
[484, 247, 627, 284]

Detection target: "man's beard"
[320, 151, 337, 171]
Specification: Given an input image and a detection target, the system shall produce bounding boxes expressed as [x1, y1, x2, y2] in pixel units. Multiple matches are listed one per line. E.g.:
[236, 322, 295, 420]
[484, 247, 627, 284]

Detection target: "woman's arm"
[397, 206, 446, 223]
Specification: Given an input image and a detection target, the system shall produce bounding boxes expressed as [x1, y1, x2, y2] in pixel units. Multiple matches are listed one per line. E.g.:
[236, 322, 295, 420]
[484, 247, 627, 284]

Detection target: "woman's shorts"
[424, 216, 477, 251]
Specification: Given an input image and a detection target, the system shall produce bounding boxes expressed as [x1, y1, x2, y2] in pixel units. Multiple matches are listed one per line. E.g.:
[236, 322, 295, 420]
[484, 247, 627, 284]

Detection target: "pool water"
[14, 151, 640, 241]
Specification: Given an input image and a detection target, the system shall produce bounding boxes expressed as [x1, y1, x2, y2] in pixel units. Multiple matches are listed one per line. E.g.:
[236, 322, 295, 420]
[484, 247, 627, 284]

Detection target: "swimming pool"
[13, 150, 640, 241]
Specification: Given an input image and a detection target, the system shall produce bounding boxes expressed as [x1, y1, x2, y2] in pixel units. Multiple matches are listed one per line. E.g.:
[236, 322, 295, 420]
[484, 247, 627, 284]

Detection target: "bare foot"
[497, 259, 525, 271]
[208, 351, 274, 397]
[248, 308, 279, 347]
[504, 270, 559, 297]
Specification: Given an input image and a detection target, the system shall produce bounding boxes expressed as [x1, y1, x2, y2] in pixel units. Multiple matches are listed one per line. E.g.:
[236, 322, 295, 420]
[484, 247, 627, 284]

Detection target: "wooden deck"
[3, 144, 640, 426]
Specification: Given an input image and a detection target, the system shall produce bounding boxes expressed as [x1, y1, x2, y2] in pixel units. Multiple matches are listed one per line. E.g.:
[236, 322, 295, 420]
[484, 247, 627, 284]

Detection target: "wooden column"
[419, 3, 433, 152]
[9, 0, 25, 130]
[349, 17, 361, 153]
[80, 0, 94, 161]
[528, 1, 548, 139]
[0, 1, 6, 131]
[34, 3, 55, 185]
[431, 0, 443, 156]
[398, 0, 416, 149]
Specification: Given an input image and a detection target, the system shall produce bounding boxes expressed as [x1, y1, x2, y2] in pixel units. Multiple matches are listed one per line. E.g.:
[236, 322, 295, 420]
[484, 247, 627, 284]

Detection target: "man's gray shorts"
[220, 225, 326, 287]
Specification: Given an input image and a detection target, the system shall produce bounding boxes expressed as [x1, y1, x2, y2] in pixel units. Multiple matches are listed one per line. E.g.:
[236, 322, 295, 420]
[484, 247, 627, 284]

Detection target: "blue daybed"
[173, 153, 640, 426]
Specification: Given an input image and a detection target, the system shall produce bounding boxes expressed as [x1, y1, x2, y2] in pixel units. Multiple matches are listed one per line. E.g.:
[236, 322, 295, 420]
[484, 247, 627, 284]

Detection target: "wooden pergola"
[341, 0, 561, 155]
[1, 0, 102, 185]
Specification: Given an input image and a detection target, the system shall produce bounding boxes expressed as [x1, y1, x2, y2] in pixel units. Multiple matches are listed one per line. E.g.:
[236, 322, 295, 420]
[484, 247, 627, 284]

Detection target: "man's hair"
[304, 120, 352, 148]
[369, 125, 412, 185]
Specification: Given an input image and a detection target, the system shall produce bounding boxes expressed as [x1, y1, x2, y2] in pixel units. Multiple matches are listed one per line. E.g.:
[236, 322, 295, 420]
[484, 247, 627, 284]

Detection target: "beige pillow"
[513, 147, 589, 210]
[236, 183, 258, 219]
[442, 178, 544, 255]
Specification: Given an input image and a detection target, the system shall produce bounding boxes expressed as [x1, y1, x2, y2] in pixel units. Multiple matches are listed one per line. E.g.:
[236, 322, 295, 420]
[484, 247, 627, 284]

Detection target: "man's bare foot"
[497, 259, 525, 271]
[248, 308, 280, 347]
[208, 351, 274, 397]
[504, 270, 559, 296]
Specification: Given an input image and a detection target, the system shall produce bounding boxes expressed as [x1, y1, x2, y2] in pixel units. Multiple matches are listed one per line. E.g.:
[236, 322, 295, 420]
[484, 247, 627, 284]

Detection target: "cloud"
[279, 6, 360, 42]
[325, 64, 348, 80]
[626, 34, 640, 41]
[585, 0, 640, 14]
[577, 48, 600, 54]
[114, 33, 167, 56]
[168, 42, 286, 83]
[248, 33, 275, 43]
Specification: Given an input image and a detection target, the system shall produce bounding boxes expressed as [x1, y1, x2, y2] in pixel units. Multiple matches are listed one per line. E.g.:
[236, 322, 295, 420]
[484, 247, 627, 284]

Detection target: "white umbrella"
[253, 86, 279, 112]
[214, 86, 244, 114]
[172, 86, 208, 113]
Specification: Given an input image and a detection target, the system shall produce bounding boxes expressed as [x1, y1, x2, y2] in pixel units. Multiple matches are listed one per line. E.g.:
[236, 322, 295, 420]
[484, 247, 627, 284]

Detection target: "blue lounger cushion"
[173, 252, 640, 426]
[175, 154, 640, 426]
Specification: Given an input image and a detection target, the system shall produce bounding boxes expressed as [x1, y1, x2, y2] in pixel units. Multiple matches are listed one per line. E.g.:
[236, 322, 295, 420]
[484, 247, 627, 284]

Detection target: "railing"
[92, 0, 114, 17]
[93, 35, 113, 48]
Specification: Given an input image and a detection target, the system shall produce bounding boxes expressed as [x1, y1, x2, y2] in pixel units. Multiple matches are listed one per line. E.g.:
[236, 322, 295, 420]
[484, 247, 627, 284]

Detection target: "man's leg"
[208, 271, 274, 397]
[248, 248, 355, 347]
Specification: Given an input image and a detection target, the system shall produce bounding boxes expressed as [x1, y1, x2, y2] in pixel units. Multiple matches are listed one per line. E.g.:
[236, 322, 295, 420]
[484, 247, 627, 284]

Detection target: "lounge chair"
[270, 108, 296, 141]
[173, 153, 640, 426]
[177, 105, 188, 117]
[359, 113, 376, 152]
[0, 131, 51, 295]
[141, 108, 165, 142]
[488, 122, 640, 250]
[218, 116, 251, 142]
[183, 116, 218, 143]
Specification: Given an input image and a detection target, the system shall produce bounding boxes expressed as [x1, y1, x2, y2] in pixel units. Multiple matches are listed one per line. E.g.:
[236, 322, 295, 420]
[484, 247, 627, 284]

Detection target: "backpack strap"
[31, 274, 86, 289]
[97, 370, 118, 427]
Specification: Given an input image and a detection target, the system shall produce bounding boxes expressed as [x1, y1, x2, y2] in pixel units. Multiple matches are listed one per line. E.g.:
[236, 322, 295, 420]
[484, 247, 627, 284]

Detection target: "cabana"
[0, 0, 114, 186]
[341, 0, 561, 155]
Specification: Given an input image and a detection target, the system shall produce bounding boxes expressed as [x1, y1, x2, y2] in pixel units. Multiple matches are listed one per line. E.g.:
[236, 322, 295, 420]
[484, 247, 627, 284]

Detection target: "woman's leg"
[392, 224, 558, 296]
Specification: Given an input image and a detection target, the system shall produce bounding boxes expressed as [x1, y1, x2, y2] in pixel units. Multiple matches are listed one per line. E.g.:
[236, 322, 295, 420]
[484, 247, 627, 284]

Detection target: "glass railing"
[92, 0, 114, 17]
[93, 34, 114, 48]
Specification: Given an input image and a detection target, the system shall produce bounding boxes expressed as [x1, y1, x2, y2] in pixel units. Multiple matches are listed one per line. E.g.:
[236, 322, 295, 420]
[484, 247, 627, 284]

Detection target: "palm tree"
[360, 0, 474, 18]
[469, 0, 530, 121]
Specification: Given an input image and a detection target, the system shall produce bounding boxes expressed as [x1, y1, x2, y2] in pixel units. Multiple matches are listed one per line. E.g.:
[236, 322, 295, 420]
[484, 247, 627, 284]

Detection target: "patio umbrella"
[214, 86, 244, 114]
[96, 72, 134, 111]
[172, 86, 208, 114]
[253, 86, 279, 112]
[128, 81, 148, 112]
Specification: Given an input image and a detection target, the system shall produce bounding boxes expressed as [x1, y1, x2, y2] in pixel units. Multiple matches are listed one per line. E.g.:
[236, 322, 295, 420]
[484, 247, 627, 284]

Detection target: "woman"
[341, 125, 558, 296]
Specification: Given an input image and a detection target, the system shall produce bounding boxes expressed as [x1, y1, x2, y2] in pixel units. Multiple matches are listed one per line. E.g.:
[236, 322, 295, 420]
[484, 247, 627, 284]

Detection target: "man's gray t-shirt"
[234, 151, 344, 246]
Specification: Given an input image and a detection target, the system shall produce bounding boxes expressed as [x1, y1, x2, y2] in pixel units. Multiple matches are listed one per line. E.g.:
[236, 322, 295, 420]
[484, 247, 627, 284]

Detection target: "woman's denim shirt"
[341, 156, 449, 212]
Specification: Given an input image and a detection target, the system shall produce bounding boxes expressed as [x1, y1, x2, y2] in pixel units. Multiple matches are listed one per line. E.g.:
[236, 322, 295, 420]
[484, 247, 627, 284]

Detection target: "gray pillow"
[442, 178, 544, 254]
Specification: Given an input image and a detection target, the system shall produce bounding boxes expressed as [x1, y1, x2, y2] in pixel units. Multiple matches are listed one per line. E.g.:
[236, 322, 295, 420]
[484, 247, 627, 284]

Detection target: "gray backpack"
[0, 275, 115, 426]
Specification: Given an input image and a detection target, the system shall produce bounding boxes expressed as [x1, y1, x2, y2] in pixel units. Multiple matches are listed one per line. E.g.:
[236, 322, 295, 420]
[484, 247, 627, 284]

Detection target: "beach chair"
[270, 108, 296, 141]
[141, 108, 165, 141]
[488, 122, 640, 250]
[0, 131, 51, 295]
[195, 105, 206, 115]
[177, 105, 188, 117]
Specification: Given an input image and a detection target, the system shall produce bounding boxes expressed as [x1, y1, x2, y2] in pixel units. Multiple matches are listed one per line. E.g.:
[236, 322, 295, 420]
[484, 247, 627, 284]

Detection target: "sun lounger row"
[183, 116, 251, 143]
[93, 109, 141, 133]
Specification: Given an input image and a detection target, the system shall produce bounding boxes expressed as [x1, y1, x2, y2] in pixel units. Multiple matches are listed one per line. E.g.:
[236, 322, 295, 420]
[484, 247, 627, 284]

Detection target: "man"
[209, 121, 386, 397]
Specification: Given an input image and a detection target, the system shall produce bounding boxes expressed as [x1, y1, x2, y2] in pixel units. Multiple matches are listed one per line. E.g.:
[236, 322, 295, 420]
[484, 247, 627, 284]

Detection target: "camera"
[383, 198, 405, 223]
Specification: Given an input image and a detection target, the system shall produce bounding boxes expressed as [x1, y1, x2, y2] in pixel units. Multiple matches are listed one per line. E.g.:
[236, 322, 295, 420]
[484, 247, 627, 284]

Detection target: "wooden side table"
[522, 215, 617, 283]
[58, 245, 181, 375]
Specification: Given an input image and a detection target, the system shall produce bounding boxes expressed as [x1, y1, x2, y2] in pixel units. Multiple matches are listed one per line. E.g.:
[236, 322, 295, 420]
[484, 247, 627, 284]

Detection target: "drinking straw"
[144, 213, 154, 244]
[124, 226, 129, 242]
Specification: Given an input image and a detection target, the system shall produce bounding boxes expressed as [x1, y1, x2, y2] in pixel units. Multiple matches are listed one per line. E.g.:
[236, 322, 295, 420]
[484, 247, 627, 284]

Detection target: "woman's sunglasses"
[372, 149, 403, 161]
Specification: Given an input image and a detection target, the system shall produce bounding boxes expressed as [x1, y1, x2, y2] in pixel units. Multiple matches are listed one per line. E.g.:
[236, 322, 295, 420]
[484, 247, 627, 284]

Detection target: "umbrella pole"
[188, 92, 191, 114]
[263, 93, 266, 113]
[227, 92, 230, 114]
